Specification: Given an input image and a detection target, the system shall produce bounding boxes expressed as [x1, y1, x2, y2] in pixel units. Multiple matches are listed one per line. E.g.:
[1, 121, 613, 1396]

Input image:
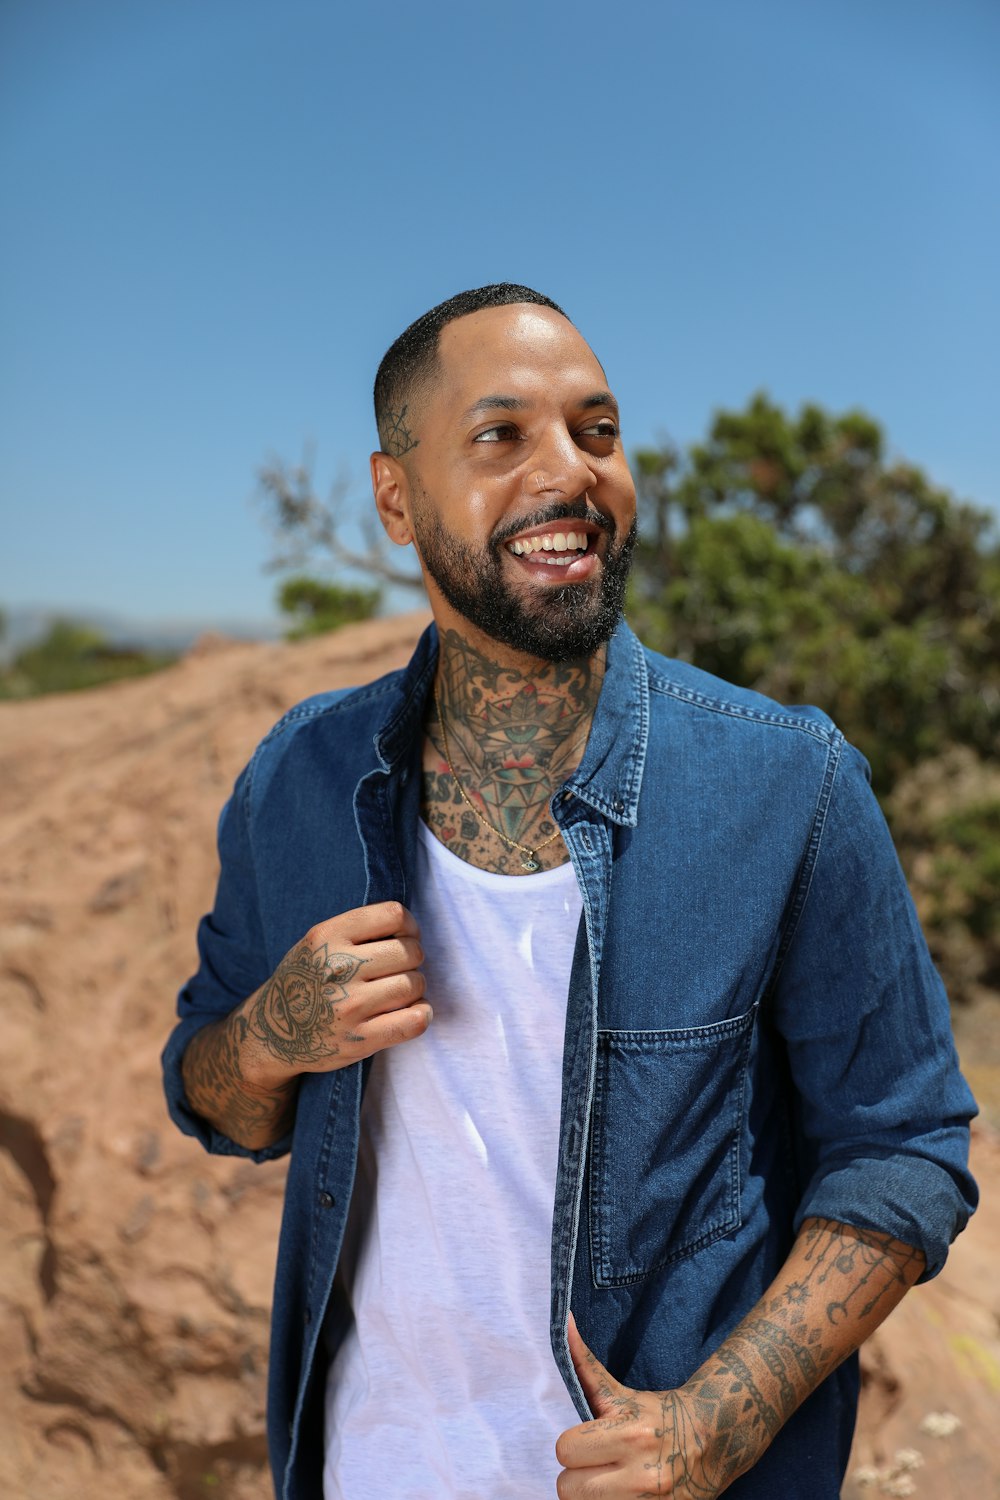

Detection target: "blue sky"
[2, 0, 998, 631]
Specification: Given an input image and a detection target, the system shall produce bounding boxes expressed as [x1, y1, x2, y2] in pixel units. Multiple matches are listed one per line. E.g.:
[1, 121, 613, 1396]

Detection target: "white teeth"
[507, 530, 591, 557]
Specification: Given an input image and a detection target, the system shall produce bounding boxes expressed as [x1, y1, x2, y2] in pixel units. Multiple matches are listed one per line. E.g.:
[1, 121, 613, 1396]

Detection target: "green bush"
[276, 576, 381, 640]
[0, 620, 175, 699]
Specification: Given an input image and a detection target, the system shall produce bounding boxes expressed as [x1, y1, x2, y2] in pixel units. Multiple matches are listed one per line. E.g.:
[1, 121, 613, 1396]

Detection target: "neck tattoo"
[425, 630, 602, 874]
[435, 695, 569, 871]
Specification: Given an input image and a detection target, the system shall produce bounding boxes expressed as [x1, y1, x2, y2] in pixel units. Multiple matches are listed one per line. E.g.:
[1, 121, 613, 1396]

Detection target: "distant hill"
[0, 603, 283, 664]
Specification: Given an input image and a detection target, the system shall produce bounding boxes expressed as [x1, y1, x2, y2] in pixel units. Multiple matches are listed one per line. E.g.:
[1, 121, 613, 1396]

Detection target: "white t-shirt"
[323, 821, 583, 1499]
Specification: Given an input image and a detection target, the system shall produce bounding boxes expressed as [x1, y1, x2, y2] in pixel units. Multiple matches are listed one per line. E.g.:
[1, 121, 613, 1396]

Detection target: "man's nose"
[526, 428, 598, 500]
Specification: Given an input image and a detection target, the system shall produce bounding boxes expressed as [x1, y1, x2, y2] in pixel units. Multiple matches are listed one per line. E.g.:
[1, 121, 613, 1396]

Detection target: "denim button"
[613, 799, 625, 814]
[318, 1190, 335, 1209]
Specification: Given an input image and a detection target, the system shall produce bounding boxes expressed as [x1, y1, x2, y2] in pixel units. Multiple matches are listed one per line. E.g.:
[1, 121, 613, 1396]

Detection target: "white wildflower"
[919, 1409, 962, 1438]
[892, 1448, 924, 1472]
[881, 1477, 916, 1498]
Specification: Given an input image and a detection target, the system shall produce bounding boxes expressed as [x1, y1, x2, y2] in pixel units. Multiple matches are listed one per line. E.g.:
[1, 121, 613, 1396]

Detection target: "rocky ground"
[1, 614, 996, 1499]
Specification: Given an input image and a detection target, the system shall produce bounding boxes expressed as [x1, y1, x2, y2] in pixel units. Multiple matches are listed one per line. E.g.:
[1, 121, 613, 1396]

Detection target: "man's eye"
[581, 421, 619, 440]
[473, 424, 520, 443]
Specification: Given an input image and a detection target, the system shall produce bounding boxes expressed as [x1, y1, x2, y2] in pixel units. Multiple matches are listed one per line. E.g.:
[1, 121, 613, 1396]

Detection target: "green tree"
[629, 395, 1000, 791]
[277, 575, 380, 640]
[888, 748, 1000, 1006]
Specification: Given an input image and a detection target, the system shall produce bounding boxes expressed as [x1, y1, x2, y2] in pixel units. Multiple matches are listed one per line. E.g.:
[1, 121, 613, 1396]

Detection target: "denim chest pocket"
[588, 1004, 757, 1287]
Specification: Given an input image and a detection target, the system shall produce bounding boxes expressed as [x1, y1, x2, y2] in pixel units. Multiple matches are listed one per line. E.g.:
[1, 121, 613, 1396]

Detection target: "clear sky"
[2, 0, 998, 631]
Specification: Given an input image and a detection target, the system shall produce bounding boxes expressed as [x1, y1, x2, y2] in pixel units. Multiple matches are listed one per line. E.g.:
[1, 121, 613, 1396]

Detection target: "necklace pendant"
[521, 855, 540, 872]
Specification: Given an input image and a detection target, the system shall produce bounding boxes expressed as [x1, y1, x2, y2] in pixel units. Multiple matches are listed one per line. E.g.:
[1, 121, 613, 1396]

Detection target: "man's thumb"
[567, 1311, 625, 1417]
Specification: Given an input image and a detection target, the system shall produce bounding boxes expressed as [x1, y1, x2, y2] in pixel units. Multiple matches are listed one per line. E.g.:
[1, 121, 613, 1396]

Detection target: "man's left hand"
[556, 1217, 926, 1495]
[555, 1314, 743, 1499]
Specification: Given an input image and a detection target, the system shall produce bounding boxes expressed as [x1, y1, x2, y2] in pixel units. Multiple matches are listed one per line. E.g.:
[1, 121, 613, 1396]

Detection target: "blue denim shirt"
[163, 621, 977, 1500]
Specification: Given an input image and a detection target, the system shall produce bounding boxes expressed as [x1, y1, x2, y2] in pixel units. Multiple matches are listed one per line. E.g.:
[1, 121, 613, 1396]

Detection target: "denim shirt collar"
[369, 617, 649, 825]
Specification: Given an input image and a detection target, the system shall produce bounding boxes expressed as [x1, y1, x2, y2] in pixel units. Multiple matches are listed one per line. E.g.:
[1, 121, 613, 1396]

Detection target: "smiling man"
[163, 285, 977, 1500]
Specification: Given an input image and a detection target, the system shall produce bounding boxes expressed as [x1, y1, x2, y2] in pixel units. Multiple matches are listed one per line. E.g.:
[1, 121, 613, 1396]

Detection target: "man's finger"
[356, 1002, 433, 1056]
[567, 1312, 628, 1419]
[352, 935, 424, 980]
[352, 970, 427, 1018]
[331, 901, 420, 944]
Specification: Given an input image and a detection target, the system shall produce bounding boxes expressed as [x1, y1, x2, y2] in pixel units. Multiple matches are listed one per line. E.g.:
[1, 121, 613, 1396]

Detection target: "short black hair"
[373, 283, 568, 457]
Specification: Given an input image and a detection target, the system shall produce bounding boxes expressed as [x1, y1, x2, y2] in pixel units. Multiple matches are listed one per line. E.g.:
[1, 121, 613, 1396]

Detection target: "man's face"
[394, 304, 637, 662]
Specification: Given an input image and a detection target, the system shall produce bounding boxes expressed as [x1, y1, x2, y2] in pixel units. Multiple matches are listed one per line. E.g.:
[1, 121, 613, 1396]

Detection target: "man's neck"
[422, 627, 604, 873]
[434, 626, 604, 747]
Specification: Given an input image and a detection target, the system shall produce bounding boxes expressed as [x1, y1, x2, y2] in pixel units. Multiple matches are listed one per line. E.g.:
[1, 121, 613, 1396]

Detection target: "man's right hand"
[180, 902, 429, 1150]
[244, 901, 431, 1088]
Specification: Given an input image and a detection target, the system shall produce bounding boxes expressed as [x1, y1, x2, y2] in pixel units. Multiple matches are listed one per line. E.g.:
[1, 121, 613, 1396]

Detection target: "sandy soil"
[1, 613, 995, 1499]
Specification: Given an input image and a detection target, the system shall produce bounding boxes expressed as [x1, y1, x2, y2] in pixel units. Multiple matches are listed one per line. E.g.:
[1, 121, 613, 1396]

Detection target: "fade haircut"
[373, 283, 568, 458]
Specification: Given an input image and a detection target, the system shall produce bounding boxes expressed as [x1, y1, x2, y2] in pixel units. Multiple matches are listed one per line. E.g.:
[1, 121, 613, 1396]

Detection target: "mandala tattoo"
[248, 943, 366, 1065]
[382, 405, 419, 458]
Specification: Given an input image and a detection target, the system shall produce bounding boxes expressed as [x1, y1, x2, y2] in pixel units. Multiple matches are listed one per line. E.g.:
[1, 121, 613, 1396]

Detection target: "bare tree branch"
[256, 455, 426, 592]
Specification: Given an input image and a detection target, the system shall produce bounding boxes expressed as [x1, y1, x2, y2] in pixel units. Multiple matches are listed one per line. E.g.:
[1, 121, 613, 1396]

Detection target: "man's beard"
[410, 486, 636, 663]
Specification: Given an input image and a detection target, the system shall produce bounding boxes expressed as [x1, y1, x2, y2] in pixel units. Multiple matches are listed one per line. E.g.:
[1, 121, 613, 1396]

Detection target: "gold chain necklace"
[434, 695, 567, 872]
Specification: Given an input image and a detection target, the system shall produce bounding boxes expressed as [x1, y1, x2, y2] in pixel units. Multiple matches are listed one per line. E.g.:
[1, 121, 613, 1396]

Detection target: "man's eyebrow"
[578, 390, 620, 416]
[460, 391, 620, 420]
[461, 394, 531, 420]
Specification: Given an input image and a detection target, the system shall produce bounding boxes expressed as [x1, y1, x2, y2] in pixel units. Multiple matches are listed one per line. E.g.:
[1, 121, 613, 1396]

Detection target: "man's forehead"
[434, 303, 606, 400]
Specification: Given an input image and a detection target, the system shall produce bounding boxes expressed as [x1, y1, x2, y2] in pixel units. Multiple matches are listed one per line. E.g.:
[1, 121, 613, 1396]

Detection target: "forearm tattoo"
[247, 943, 367, 1066]
[182, 1005, 297, 1144]
[678, 1219, 922, 1496]
[574, 1218, 925, 1499]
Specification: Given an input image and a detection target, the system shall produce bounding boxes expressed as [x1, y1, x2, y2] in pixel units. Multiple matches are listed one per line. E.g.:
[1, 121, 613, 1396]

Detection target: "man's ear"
[371, 451, 414, 547]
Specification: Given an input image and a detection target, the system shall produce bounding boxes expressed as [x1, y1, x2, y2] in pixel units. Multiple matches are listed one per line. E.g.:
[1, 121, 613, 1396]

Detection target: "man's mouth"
[504, 524, 602, 569]
[503, 510, 605, 567]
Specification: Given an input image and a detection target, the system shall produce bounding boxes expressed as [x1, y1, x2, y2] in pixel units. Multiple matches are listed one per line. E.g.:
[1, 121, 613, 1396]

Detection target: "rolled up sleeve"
[161, 763, 293, 1162]
[772, 739, 978, 1279]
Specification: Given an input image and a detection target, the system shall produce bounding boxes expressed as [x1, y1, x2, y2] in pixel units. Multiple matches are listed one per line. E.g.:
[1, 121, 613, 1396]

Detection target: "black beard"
[410, 489, 636, 663]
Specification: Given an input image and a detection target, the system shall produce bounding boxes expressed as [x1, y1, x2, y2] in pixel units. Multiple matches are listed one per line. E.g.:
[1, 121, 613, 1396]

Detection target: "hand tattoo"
[247, 944, 367, 1066]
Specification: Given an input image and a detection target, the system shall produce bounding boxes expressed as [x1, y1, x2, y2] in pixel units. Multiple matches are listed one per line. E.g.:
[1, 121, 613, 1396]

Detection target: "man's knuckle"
[386, 970, 420, 1003]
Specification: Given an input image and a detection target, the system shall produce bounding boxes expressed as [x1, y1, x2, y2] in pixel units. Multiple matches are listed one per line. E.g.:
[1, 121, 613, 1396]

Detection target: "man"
[163, 284, 977, 1500]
